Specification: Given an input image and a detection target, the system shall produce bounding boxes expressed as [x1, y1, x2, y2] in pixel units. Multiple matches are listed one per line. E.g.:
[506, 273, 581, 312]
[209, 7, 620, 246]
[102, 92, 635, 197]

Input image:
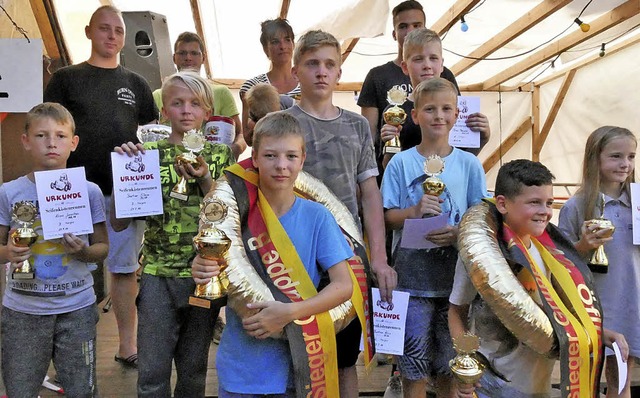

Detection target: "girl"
[559, 126, 638, 398]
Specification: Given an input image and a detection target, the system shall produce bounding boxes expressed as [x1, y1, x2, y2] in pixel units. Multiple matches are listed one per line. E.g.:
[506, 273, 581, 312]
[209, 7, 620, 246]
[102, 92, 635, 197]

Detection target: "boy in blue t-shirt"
[192, 112, 354, 397]
[0, 102, 109, 397]
[381, 78, 488, 397]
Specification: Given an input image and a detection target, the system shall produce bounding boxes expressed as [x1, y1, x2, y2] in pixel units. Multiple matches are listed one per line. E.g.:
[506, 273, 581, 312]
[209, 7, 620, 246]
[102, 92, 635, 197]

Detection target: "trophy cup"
[170, 129, 206, 201]
[10, 201, 39, 279]
[422, 154, 446, 197]
[189, 198, 232, 309]
[587, 193, 615, 273]
[449, 333, 484, 398]
[382, 86, 408, 155]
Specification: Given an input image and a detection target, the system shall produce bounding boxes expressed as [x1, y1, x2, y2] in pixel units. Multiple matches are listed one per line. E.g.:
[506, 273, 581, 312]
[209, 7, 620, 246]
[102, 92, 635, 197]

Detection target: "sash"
[501, 223, 603, 398]
[225, 159, 373, 397]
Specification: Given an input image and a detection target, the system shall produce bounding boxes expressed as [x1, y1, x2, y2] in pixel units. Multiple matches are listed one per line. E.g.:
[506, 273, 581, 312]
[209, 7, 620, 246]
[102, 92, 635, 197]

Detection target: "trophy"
[189, 198, 232, 309]
[170, 129, 206, 201]
[587, 193, 615, 273]
[10, 201, 39, 279]
[422, 154, 446, 197]
[449, 333, 484, 398]
[382, 86, 408, 154]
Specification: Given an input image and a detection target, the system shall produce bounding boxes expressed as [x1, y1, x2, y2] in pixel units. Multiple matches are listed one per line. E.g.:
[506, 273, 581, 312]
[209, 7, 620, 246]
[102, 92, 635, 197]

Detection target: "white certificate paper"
[631, 183, 640, 245]
[111, 150, 163, 218]
[605, 342, 628, 394]
[449, 96, 481, 148]
[370, 288, 410, 355]
[401, 212, 450, 249]
[34, 167, 93, 240]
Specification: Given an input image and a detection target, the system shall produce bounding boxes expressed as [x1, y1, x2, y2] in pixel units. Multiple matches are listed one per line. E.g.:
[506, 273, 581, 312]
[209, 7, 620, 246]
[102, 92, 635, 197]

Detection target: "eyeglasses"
[175, 50, 203, 57]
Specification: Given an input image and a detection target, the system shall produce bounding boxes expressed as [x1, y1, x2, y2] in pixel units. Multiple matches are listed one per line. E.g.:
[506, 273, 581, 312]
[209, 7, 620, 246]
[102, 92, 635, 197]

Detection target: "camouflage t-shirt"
[141, 140, 233, 277]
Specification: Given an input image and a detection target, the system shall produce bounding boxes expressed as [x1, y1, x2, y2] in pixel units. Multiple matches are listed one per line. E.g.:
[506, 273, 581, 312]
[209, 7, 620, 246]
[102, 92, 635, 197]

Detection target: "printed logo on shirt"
[116, 87, 136, 106]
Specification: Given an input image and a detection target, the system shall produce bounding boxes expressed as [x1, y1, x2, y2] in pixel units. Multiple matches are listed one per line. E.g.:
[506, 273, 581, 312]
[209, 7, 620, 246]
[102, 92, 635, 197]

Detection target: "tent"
[1, 0, 639, 192]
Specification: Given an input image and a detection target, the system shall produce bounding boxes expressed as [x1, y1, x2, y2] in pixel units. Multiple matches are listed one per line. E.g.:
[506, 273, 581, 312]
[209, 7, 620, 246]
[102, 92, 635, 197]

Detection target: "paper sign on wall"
[0, 39, 43, 112]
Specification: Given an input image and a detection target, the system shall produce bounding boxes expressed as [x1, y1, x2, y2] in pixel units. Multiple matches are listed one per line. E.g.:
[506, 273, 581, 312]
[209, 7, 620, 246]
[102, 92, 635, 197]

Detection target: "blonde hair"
[412, 77, 457, 109]
[161, 71, 214, 113]
[402, 28, 442, 62]
[252, 112, 305, 154]
[25, 102, 75, 134]
[577, 126, 637, 220]
[89, 5, 122, 26]
[293, 30, 341, 66]
[246, 83, 281, 122]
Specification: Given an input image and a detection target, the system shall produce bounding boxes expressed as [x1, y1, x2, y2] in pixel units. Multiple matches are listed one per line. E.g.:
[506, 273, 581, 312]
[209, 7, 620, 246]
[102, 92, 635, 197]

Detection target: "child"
[449, 159, 628, 398]
[192, 112, 354, 397]
[243, 83, 285, 146]
[112, 71, 234, 397]
[380, 28, 490, 167]
[283, 29, 391, 397]
[558, 126, 638, 398]
[381, 77, 488, 397]
[0, 102, 109, 397]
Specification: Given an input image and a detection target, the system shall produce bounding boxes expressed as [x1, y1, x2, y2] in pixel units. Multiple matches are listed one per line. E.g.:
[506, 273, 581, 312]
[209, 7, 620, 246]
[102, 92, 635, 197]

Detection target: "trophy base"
[588, 263, 609, 274]
[188, 294, 227, 309]
[12, 271, 34, 280]
[169, 191, 188, 201]
[383, 146, 401, 155]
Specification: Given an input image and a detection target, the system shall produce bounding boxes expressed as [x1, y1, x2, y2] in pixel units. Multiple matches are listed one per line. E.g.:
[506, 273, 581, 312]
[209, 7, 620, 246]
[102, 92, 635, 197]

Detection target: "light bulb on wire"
[460, 16, 469, 32]
[574, 18, 590, 32]
[599, 43, 606, 57]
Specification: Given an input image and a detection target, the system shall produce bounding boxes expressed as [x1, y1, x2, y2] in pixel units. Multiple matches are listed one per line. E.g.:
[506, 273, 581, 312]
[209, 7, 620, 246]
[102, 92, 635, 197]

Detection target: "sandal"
[114, 353, 138, 369]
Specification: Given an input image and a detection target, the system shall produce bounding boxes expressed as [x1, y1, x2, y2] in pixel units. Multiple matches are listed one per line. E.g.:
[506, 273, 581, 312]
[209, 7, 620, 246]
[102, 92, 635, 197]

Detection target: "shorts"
[475, 370, 551, 398]
[337, 317, 362, 368]
[218, 388, 295, 398]
[396, 297, 455, 380]
[105, 195, 144, 274]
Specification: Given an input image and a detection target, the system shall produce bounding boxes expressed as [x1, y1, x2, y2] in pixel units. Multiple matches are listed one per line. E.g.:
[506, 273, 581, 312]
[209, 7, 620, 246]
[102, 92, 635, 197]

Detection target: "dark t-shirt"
[44, 62, 157, 194]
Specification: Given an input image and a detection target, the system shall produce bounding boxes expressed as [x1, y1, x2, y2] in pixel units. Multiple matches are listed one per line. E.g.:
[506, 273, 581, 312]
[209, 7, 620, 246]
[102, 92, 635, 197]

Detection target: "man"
[357, 0, 460, 176]
[153, 32, 246, 159]
[44, 5, 158, 368]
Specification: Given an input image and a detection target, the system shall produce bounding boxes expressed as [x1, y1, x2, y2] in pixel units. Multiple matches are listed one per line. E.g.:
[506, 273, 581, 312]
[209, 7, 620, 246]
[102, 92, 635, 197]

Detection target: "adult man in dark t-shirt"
[44, 5, 157, 368]
[358, 0, 460, 175]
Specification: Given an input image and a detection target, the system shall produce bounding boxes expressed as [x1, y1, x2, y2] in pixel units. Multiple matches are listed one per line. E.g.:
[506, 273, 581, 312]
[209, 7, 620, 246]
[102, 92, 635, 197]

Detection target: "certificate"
[449, 96, 481, 148]
[34, 167, 93, 240]
[631, 183, 640, 245]
[111, 150, 163, 218]
[401, 212, 450, 249]
[369, 288, 410, 355]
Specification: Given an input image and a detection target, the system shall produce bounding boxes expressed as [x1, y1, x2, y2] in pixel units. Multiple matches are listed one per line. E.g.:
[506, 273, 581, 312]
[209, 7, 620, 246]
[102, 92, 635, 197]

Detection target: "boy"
[243, 83, 288, 146]
[283, 29, 392, 397]
[152, 31, 246, 159]
[449, 159, 627, 398]
[381, 77, 488, 398]
[192, 112, 354, 397]
[0, 102, 109, 397]
[44, 5, 157, 365]
[112, 71, 234, 397]
[380, 28, 490, 168]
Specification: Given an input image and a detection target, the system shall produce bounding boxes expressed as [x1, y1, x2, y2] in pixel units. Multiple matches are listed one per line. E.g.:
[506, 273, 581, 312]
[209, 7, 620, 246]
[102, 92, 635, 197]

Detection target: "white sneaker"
[383, 373, 402, 398]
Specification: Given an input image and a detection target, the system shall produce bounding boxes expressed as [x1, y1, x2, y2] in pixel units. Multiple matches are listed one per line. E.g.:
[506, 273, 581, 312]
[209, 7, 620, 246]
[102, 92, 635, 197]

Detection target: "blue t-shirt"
[0, 176, 105, 315]
[381, 147, 489, 296]
[217, 197, 353, 394]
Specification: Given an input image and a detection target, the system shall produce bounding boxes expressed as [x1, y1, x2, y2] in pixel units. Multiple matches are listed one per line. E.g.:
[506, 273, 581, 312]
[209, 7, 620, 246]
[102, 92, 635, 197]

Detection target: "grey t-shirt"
[283, 105, 378, 227]
[0, 176, 106, 315]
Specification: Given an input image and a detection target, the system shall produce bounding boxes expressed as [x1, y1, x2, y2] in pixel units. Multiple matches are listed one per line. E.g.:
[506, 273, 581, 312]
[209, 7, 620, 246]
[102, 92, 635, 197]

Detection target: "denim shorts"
[396, 296, 455, 380]
[105, 195, 144, 274]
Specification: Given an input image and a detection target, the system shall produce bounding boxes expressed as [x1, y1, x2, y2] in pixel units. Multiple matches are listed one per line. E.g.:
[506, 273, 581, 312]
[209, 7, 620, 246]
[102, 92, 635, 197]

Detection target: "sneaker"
[383, 372, 402, 398]
[212, 316, 225, 345]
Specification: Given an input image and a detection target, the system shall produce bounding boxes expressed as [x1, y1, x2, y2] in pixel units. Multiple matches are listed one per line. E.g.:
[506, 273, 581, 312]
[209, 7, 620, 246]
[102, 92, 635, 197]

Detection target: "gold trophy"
[189, 198, 232, 309]
[10, 201, 39, 279]
[422, 154, 446, 196]
[170, 129, 206, 201]
[382, 86, 408, 154]
[449, 333, 484, 398]
[587, 193, 615, 273]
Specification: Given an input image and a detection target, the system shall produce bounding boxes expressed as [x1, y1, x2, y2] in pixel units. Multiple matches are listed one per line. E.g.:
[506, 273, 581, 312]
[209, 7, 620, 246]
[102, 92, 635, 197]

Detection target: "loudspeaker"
[121, 11, 175, 91]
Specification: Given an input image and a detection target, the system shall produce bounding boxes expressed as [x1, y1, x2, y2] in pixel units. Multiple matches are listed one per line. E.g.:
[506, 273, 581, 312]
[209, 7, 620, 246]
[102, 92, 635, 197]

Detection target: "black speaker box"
[121, 11, 175, 91]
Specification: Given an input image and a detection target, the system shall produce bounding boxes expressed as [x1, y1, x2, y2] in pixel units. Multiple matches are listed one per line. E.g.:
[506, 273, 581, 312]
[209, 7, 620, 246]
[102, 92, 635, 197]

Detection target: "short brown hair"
[89, 5, 122, 27]
[412, 77, 457, 109]
[293, 30, 341, 66]
[252, 112, 305, 154]
[246, 83, 280, 123]
[402, 28, 442, 62]
[174, 31, 205, 54]
[392, 1, 425, 23]
[259, 18, 294, 51]
[25, 102, 75, 134]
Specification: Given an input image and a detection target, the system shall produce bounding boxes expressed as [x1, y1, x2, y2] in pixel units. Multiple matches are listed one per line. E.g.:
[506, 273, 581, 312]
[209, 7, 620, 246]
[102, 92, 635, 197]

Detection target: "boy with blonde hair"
[0, 102, 109, 397]
[244, 83, 281, 146]
[381, 78, 488, 397]
[282, 29, 391, 397]
[113, 71, 233, 397]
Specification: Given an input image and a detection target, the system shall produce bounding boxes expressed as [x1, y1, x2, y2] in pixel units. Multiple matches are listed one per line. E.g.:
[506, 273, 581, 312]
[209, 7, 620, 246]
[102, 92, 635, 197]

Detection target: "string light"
[460, 16, 469, 32]
[599, 43, 606, 57]
[574, 18, 590, 32]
